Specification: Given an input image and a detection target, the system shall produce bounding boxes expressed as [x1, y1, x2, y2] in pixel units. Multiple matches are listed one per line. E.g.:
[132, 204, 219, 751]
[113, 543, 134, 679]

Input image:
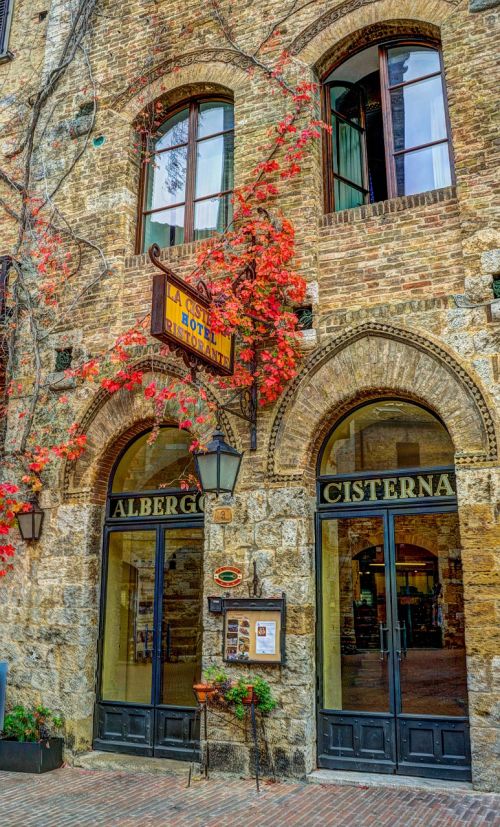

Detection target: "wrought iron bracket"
[217, 380, 257, 450]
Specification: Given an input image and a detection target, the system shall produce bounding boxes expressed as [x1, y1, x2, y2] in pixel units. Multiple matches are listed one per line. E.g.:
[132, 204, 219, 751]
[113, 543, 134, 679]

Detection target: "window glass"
[101, 530, 156, 704]
[334, 179, 364, 211]
[198, 101, 234, 138]
[195, 133, 234, 199]
[395, 143, 452, 197]
[324, 41, 452, 210]
[142, 100, 234, 249]
[320, 400, 454, 475]
[390, 75, 447, 152]
[387, 46, 441, 86]
[332, 121, 364, 187]
[194, 194, 233, 240]
[155, 108, 189, 151]
[146, 146, 187, 210]
[144, 206, 185, 249]
[330, 84, 361, 124]
[112, 428, 195, 493]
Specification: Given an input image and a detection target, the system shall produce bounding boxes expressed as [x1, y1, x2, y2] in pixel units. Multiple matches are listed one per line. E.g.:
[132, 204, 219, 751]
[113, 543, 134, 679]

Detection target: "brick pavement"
[0, 768, 499, 827]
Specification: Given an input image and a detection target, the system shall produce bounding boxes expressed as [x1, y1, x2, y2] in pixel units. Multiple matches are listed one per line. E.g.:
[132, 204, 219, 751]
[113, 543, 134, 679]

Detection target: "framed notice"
[222, 597, 285, 665]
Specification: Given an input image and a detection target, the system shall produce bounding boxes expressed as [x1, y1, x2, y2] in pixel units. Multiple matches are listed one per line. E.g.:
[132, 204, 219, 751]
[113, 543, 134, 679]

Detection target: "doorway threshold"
[308, 769, 475, 795]
[73, 750, 200, 778]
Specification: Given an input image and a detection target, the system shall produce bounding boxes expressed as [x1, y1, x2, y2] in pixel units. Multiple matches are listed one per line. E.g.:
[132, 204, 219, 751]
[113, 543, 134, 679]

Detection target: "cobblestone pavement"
[0, 768, 499, 827]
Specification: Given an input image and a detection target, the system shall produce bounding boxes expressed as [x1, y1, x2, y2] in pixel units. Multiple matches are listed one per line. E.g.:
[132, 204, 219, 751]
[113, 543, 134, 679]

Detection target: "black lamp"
[194, 427, 243, 495]
[16, 498, 44, 541]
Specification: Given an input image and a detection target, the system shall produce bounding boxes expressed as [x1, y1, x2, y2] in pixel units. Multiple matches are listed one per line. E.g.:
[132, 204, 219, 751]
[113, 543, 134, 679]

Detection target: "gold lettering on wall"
[320, 472, 456, 505]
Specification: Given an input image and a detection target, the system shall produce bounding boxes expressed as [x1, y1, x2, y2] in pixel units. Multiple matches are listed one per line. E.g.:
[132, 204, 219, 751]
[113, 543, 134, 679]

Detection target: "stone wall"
[0, 0, 498, 792]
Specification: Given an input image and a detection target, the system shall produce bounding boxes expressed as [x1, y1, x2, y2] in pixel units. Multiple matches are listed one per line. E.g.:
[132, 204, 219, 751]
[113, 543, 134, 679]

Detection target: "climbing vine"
[0, 0, 329, 576]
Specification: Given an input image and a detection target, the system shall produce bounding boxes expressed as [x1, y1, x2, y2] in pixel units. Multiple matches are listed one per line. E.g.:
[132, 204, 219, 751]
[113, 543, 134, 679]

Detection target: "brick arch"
[62, 358, 238, 503]
[288, 0, 458, 68]
[112, 52, 252, 119]
[267, 323, 497, 482]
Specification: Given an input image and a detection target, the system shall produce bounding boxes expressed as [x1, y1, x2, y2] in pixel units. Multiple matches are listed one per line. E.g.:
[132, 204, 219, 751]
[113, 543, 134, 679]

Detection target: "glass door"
[95, 524, 203, 758]
[318, 508, 471, 780]
[390, 509, 470, 778]
[319, 512, 396, 772]
[154, 526, 203, 757]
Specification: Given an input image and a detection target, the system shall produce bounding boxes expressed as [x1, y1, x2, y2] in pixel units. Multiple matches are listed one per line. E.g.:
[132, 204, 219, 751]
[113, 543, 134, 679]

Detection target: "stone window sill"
[320, 186, 457, 227]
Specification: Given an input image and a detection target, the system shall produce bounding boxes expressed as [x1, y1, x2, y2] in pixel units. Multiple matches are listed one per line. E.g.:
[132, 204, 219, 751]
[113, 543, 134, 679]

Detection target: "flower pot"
[0, 737, 63, 773]
[193, 684, 216, 704]
[241, 685, 255, 705]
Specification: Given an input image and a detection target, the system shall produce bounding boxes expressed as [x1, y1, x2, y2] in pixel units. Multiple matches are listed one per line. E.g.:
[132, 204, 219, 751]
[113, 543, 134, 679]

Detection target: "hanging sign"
[149, 245, 234, 376]
[319, 470, 456, 507]
[214, 566, 242, 588]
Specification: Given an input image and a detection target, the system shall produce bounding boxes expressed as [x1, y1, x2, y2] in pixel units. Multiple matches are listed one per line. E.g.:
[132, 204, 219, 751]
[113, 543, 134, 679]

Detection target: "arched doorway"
[94, 427, 204, 759]
[317, 400, 470, 780]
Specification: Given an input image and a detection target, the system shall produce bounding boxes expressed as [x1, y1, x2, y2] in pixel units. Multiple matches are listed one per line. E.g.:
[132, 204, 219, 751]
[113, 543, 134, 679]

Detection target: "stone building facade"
[0, 0, 499, 793]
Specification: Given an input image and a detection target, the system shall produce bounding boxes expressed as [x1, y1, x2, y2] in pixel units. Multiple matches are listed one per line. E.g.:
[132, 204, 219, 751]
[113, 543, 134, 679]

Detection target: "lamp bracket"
[217, 380, 257, 450]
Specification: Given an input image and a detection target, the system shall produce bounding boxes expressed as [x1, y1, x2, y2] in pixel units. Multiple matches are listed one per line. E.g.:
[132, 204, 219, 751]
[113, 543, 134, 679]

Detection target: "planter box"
[0, 738, 63, 773]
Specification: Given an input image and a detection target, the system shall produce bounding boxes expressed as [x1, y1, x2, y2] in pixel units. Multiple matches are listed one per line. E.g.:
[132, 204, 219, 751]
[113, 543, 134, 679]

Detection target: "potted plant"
[193, 666, 229, 704]
[0, 705, 64, 773]
[224, 676, 277, 720]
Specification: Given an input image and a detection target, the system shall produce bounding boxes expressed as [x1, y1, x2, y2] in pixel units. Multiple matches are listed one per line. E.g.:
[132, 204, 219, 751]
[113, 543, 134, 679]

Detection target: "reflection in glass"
[195, 133, 234, 199]
[330, 84, 361, 124]
[144, 206, 185, 251]
[194, 194, 233, 240]
[320, 400, 455, 476]
[395, 512, 468, 716]
[101, 531, 156, 703]
[155, 108, 189, 151]
[198, 101, 234, 138]
[146, 146, 188, 210]
[160, 528, 203, 707]
[387, 46, 441, 86]
[112, 428, 195, 493]
[390, 76, 447, 152]
[395, 143, 452, 197]
[322, 517, 389, 712]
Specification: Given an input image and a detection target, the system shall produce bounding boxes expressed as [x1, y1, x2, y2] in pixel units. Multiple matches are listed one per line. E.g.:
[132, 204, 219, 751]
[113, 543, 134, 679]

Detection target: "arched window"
[139, 98, 234, 250]
[319, 399, 454, 475]
[323, 40, 453, 212]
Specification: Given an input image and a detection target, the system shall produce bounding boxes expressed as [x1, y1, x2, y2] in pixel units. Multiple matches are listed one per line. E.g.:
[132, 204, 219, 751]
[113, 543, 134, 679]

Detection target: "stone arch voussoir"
[289, 0, 459, 70]
[62, 357, 237, 503]
[112, 51, 253, 120]
[267, 323, 497, 483]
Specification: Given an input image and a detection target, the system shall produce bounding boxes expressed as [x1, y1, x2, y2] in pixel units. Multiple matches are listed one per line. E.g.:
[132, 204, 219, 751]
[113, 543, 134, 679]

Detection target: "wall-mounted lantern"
[194, 428, 243, 496]
[16, 498, 44, 542]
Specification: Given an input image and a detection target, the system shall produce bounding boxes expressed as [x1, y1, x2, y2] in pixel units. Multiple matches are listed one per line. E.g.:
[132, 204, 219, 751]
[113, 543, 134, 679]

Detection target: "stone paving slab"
[0, 767, 499, 827]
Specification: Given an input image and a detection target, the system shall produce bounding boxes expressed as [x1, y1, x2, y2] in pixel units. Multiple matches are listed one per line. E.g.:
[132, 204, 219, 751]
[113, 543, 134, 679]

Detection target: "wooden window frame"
[324, 80, 370, 212]
[136, 95, 234, 253]
[322, 37, 454, 213]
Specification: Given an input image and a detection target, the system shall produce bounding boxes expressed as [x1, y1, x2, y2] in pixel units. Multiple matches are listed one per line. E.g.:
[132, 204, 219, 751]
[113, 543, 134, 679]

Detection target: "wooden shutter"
[0, 0, 11, 54]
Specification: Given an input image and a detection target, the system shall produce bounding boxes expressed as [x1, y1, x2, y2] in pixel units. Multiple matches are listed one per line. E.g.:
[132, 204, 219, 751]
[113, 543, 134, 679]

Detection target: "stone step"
[307, 769, 476, 795]
[73, 750, 200, 778]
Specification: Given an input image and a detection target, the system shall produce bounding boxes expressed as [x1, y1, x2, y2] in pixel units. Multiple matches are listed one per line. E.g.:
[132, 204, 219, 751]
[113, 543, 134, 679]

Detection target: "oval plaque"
[214, 566, 242, 588]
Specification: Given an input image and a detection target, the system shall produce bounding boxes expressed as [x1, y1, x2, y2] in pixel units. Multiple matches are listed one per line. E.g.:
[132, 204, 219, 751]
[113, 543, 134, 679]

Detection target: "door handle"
[395, 621, 407, 661]
[379, 623, 389, 660]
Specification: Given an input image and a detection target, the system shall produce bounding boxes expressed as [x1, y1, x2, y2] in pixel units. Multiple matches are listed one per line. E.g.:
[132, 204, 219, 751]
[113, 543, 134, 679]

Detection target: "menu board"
[224, 608, 283, 664]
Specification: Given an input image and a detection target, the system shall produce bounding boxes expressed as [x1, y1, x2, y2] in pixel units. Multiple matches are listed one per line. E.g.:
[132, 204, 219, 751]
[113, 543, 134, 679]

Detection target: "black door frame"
[315, 502, 471, 780]
[94, 515, 203, 759]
